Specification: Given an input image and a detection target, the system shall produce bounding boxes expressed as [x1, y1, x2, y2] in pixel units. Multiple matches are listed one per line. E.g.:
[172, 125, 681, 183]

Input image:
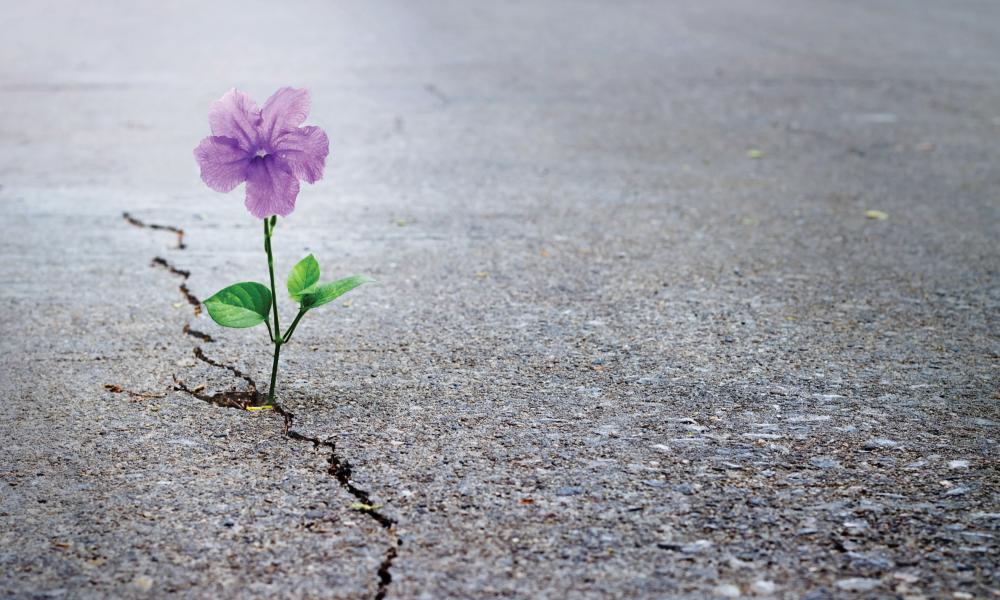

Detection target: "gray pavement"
[2, 1, 999, 598]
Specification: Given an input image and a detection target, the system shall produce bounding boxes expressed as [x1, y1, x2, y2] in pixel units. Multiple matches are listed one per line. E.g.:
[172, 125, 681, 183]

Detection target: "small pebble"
[892, 572, 920, 584]
[844, 519, 869, 532]
[863, 438, 899, 450]
[682, 540, 713, 554]
[715, 583, 741, 598]
[131, 576, 154, 592]
[836, 578, 881, 592]
[809, 456, 840, 469]
[948, 460, 969, 469]
[750, 580, 776, 596]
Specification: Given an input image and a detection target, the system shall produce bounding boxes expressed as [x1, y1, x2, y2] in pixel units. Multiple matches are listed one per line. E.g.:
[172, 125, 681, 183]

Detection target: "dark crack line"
[273, 403, 401, 599]
[124, 211, 186, 249]
[423, 83, 450, 106]
[183, 324, 215, 343]
[103, 384, 166, 401]
[173, 375, 260, 410]
[375, 545, 399, 600]
[151, 256, 202, 315]
[173, 354, 402, 598]
[172, 346, 261, 410]
[128, 211, 399, 599]
[192, 347, 256, 390]
[150, 256, 189, 277]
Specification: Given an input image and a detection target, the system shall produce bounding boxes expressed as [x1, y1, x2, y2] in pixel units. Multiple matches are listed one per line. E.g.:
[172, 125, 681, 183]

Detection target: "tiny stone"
[892, 572, 920, 584]
[944, 486, 971, 497]
[715, 583, 741, 598]
[750, 580, 777, 595]
[681, 540, 713, 554]
[864, 438, 899, 450]
[948, 460, 970, 469]
[844, 519, 869, 531]
[787, 414, 831, 423]
[555, 486, 584, 496]
[131, 576, 154, 592]
[809, 456, 840, 469]
[836, 578, 881, 592]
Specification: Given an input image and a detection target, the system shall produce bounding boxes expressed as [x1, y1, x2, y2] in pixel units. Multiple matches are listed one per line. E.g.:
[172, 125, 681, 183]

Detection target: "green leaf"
[204, 282, 272, 328]
[300, 275, 374, 309]
[287, 254, 321, 301]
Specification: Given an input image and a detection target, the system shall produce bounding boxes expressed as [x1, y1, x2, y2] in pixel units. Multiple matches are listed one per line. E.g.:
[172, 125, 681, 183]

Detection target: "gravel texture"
[2, 1, 998, 598]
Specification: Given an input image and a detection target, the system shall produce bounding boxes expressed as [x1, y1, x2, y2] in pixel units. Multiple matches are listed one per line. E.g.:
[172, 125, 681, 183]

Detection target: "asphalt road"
[1, 1, 998, 598]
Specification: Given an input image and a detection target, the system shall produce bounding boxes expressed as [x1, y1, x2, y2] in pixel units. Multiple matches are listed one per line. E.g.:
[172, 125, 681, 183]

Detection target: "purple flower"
[194, 88, 329, 219]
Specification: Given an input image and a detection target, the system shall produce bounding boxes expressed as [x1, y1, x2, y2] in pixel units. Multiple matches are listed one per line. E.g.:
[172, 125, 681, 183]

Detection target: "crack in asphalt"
[182, 323, 215, 342]
[150, 256, 202, 315]
[272, 403, 401, 600]
[123, 211, 186, 249]
[192, 346, 256, 390]
[125, 212, 400, 599]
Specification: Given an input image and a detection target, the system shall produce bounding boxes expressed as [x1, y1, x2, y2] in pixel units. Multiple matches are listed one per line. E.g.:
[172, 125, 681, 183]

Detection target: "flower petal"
[245, 155, 300, 218]
[208, 89, 262, 151]
[273, 126, 329, 184]
[193, 136, 252, 192]
[261, 87, 311, 143]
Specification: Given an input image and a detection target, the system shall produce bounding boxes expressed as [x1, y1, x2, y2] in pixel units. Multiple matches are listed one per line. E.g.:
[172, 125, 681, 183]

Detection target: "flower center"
[255, 149, 268, 158]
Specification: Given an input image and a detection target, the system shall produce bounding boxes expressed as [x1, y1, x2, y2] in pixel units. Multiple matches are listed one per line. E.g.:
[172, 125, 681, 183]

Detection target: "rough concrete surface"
[1, 1, 998, 598]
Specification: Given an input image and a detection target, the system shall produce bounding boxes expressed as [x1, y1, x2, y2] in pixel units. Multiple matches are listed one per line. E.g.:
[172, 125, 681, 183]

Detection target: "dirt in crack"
[103, 384, 166, 401]
[151, 256, 202, 315]
[183, 324, 215, 343]
[124, 211, 186, 249]
[274, 403, 401, 600]
[171, 347, 261, 409]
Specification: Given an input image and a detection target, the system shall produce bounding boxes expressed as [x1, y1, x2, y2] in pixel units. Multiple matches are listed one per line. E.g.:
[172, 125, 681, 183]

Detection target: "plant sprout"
[194, 87, 371, 407]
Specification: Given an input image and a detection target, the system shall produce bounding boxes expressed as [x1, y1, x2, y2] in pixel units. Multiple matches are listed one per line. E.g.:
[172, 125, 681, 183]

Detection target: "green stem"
[282, 308, 307, 344]
[264, 216, 282, 405]
[267, 343, 281, 405]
